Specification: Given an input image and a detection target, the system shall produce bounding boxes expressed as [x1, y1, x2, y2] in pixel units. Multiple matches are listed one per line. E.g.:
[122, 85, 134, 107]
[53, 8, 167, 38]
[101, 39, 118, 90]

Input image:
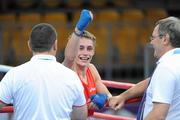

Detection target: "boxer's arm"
[63, 9, 93, 68]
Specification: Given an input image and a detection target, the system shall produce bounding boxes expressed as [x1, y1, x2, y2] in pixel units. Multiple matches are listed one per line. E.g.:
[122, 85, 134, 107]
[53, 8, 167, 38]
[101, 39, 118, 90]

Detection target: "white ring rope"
[0, 64, 13, 73]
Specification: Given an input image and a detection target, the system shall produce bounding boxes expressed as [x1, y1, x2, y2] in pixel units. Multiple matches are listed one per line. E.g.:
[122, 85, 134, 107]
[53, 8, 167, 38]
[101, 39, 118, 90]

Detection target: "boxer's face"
[75, 37, 95, 67]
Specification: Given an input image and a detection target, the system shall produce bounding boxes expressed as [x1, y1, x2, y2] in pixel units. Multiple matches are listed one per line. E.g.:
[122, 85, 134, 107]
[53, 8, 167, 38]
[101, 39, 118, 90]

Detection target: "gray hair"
[156, 16, 180, 47]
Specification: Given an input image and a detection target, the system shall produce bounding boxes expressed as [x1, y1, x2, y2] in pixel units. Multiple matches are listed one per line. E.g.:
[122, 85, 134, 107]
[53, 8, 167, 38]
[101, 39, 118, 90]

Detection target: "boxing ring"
[0, 64, 141, 120]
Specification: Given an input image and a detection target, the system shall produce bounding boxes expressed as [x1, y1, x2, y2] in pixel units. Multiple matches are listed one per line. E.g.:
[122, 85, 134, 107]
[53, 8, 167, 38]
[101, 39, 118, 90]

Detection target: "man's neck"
[33, 51, 56, 56]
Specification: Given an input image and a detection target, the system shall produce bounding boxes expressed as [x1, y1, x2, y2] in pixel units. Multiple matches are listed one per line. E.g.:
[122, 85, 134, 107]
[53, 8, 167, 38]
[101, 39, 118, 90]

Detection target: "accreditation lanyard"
[136, 78, 151, 120]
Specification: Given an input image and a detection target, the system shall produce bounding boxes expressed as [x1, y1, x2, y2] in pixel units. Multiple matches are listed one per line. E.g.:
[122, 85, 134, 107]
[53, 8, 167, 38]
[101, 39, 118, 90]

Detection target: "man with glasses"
[109, 16, 180, 120]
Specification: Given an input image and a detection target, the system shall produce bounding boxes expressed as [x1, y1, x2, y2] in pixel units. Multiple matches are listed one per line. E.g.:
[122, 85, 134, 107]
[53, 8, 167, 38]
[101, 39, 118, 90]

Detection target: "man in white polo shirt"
[109, 16, 180, 120]
[0, 9, 93, 120]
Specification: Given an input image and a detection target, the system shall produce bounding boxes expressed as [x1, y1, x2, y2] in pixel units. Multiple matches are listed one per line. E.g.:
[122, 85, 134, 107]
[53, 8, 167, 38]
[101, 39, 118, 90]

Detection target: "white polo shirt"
[0, 55, 86, 120]
[144, 48, 180, 119]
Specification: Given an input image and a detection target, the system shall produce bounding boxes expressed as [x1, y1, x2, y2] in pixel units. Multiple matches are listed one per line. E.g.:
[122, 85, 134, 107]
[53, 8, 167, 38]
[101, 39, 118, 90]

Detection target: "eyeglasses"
[149, 35, 164, 41]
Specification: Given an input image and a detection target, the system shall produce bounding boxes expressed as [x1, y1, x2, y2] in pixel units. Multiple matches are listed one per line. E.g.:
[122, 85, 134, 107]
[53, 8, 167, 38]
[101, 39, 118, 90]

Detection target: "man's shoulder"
[7, 61, 29, 72]
[56, 62, 77, 75]
[161, 55, 180, 66]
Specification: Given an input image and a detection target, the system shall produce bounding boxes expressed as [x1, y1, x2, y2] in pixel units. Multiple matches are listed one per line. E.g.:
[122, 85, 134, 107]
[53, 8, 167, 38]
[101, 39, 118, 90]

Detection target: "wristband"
[73, 31, 82, 37]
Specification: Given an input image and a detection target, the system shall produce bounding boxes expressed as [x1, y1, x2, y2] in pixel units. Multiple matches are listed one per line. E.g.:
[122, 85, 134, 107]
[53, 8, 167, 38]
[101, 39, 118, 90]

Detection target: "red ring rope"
[0, 106, 13, 113]
[103, 80, 135, 89]
[93, 112, 135, 120]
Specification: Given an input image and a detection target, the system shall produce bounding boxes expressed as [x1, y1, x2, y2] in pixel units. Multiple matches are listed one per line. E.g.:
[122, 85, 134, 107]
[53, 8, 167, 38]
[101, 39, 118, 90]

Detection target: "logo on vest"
[89, 88, 96, 93]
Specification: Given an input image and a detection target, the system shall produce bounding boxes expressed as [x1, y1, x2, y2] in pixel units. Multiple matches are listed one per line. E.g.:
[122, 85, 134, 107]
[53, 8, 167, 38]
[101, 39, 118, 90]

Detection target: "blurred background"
[1, 0, 180, 119]
[1, 0, 180, 84]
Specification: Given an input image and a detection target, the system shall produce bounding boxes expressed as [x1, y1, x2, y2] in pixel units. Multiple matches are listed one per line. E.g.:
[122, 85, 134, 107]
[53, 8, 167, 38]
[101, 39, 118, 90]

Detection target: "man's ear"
[53, 40, 58, 51]
[163, 33, 170, 45]
[28, 40, 32, 52]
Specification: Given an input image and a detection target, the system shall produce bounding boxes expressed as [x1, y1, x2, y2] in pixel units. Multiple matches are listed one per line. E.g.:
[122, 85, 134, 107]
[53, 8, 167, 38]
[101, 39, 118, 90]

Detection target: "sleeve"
[152, 65, 176, 104]
[0, 70, 14, 104]
[72, 73, 86, 107]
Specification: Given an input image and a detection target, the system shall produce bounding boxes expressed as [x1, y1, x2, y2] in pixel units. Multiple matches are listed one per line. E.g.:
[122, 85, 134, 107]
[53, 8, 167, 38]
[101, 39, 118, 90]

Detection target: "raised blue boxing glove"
[90, 93, 108, 109]
[76, 9, 93, 33]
